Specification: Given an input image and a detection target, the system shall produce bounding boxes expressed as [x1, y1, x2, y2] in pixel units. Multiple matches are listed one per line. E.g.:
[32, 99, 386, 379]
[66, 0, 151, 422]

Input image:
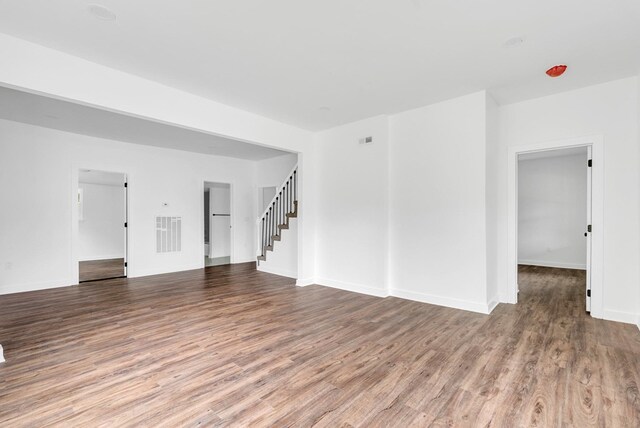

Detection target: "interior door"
[209, 185, 231, 259]
[585, 146, 592, 312]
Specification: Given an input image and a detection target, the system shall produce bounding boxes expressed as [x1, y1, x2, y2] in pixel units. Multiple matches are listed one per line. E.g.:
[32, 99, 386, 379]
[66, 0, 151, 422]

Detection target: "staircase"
[257, 165, 298, 263]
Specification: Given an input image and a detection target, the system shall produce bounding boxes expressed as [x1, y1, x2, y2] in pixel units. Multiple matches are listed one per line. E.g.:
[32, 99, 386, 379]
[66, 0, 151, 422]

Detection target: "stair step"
[278, 224, 289, 230]
[286, 212, 297, 218]
[272, 235, 281, 241]
[257, 255, 266, 261]
[265, 245, 273, 251]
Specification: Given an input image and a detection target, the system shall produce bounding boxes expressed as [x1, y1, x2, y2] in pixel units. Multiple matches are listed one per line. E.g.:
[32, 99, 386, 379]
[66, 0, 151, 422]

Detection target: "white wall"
[498, 77, 640, 323]
[518, 153, 587, 269]
[256, 153, 298, 189]
[315, 116, 389, 296]
[389, 92, 491, 312]
[258, 219, 298, 279]
[0, 33, 317, 290]
[0, 119, 256, 295]
[78, 182, 125, 261]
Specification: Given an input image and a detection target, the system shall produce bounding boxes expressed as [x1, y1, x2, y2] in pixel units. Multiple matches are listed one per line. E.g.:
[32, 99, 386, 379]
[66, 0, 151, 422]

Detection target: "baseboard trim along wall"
[391, 288, 494, 314]
[127, 263, 203, 279]
[231, 258, 257, 265]
[295, 278, 315, 287]
[487, 297, 499, 313]
[312, 278, 498, 315]
[315, 277, 388, 298]
[79, 254, 126, 262]
[0, 278, 73, 296]
[518, 260, 587, 270]
[257, 265, 297, 279]
[601, 309, 640, 325]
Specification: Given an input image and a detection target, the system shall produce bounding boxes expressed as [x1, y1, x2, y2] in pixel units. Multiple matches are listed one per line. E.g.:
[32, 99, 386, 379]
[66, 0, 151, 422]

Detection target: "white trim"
[257, 264, 297, 279]
[316, 277, 388, 298]
[507, 135, 604, 319]
[487, 297, 499, 314]
[129, 263, 202, 278]
[72, 167, 129, 284]
[296, 277, 315, 287]
[231, 258, 256, 265]
[79, 254, 126, 262]
[391, 288, 493, 314]
[0, 278, 73, 295]
[518, 260, 587, 270]
[0, 344, 5, 363]
[601, 309, 640, 326]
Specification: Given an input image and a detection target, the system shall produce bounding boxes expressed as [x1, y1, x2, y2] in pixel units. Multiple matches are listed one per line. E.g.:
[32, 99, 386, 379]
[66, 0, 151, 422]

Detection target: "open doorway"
[516, 146, 592, 311]
[204, 182, 232, 267]
[78, 169, 127, 282]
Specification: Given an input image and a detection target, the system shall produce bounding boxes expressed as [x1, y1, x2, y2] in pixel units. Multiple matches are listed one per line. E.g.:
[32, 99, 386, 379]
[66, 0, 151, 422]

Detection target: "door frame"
[507, 135, 604, 318]
[202, 180, 235, 265]
[72, 168, 129, 283]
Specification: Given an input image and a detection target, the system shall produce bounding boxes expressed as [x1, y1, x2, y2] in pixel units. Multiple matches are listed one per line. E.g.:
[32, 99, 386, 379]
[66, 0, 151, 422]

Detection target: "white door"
[209, 185, 231, 259]
[585, 146, 593, 312]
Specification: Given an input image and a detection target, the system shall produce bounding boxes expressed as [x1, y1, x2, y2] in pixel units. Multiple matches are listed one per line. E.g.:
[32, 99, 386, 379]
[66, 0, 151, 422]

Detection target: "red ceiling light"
[546, 65, 567, 78]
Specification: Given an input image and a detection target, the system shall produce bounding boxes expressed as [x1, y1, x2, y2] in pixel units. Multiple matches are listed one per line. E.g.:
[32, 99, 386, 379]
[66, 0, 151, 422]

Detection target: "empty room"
[1, 1, 639, 426]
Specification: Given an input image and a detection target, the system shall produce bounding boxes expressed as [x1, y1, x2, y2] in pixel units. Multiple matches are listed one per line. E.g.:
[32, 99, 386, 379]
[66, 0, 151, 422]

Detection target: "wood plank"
[0, 264, 638, 426]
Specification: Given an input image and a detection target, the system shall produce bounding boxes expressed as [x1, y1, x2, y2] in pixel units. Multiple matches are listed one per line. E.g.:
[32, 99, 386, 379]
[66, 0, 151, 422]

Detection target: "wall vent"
[156, 216, 182, 253]
[358, 136, 373, 145]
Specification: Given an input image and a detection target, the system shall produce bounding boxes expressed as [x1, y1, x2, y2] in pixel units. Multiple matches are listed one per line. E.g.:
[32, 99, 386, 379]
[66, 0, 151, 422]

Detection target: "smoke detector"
[88, 4, 116, 21]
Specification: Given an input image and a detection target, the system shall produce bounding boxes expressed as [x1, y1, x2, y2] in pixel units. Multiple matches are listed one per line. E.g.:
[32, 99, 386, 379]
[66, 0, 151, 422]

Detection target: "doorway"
[507, 136, 603, 317]
[77, 169, 127, 282]
[204, 182, 232, 267]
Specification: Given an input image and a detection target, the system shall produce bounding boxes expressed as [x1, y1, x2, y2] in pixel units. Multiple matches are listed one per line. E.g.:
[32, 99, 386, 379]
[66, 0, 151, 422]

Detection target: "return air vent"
[156, 216, 182, 253]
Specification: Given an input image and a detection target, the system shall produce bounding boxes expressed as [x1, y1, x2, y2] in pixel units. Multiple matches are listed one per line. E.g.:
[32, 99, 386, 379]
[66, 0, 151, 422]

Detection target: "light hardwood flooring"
[1, 264, 639, 426]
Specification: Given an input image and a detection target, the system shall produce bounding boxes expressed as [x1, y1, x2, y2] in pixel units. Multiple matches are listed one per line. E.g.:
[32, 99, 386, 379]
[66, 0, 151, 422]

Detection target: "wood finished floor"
[1, 264, 639, 427]
[79, 258, 125, 282]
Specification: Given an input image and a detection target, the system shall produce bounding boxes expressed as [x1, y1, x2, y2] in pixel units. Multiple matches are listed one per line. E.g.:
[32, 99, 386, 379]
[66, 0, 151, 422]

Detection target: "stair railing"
[257, 164, 298, 261]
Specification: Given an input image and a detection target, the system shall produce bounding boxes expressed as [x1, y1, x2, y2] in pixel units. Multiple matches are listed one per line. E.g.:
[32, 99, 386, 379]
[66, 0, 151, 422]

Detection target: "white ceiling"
[519, 146, 588, 161]
[0, 1, 639, 131]
[0, 86, 292, 161]
[79, 169, 125, 186]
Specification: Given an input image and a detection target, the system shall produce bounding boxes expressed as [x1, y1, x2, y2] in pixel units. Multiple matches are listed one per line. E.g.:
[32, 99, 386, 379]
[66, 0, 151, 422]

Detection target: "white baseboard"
[0, 344, 4, 363]
[257, 264, 297, 279]
[0, 278, 73, 295]
[316, 277, 388, 298]
[130, 263, 202, 278]
[518, 260, 586, 270]
[487, 296, 499, 313]
[602, 309, 640, 326]
[296, 278, 315, 287]
[390, 288, 492, 314]
[232, 258, 256, 265]
[79, 254, 125, 262]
